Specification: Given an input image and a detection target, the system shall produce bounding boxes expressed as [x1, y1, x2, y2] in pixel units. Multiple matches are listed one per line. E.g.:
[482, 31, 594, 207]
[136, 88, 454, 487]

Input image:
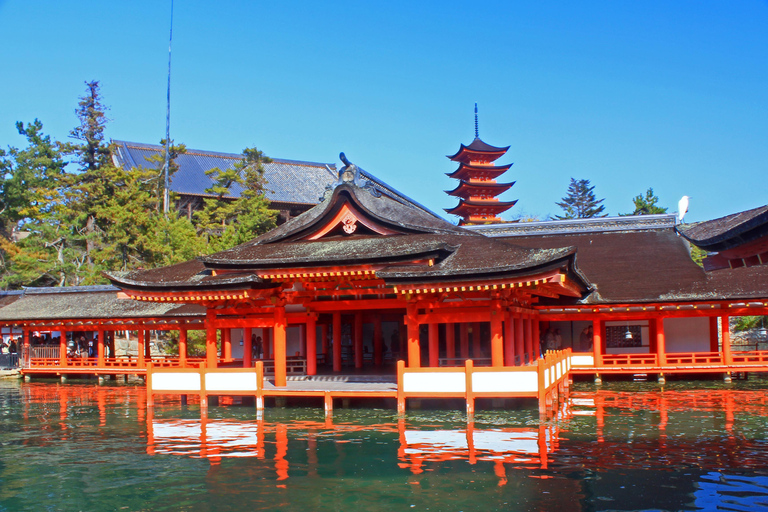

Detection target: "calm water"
[2, 378, 768, 511]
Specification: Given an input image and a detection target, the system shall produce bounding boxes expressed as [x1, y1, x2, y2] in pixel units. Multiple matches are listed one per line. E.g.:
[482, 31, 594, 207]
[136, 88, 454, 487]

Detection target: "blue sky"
[1, 0, 766, 223]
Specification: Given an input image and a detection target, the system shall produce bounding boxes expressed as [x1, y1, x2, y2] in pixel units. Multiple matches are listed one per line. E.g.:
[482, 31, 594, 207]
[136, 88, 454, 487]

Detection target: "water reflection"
[6, 380, 768, 511]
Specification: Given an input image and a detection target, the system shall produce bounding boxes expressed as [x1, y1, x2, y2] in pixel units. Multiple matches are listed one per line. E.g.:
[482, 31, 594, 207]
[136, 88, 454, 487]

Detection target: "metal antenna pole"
[162, 0, 174, 216]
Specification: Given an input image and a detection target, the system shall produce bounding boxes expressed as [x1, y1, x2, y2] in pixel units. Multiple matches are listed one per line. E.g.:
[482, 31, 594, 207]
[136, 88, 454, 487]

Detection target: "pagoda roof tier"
[446, 180, 516, 198]
[446, 162, 513, 181]
[108, 155, 590, 300]
[447, 137, 510, 164]
[445, 199, 519, 217]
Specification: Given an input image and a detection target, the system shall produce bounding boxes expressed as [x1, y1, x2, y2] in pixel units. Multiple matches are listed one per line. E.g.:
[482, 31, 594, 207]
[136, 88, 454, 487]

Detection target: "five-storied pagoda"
[445, 105, 517, 224]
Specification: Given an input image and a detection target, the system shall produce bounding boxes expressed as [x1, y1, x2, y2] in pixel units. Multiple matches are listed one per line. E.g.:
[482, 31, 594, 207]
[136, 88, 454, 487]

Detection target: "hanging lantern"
[625, 328, 633, 340]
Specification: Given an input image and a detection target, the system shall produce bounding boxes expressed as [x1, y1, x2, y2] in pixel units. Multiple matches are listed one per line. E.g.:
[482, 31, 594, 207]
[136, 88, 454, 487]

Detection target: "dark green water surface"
[2, 378, 768, 511]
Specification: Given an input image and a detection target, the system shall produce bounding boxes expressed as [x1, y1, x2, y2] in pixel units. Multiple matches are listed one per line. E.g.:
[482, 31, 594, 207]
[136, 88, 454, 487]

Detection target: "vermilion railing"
[601, 354, 658, 366]
[665, 352, 723, 365]
[731, 351, 768, 364]
[25, 356, 207, 370]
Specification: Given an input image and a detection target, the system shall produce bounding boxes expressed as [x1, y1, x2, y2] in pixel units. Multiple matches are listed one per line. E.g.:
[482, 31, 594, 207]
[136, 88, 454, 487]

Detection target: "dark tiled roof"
[0, 287, 205, 322]
[479, 226, 768, 304]
[678, 204, 768, 251]
[111, 141, 433, 214]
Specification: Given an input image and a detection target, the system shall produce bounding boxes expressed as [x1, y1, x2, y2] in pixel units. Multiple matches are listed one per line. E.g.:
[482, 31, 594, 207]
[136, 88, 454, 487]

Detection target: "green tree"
[194, 146, 277, 251]
[623, 188, 667, 215]
[555, 178, 606, 219]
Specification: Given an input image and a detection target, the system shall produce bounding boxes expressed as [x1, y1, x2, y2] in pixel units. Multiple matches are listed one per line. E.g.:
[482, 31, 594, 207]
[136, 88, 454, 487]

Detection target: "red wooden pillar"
[406, 304, 420, 368]
[504, 312, 515, 366]
[445, 323, 456, 364]
[649, 318, 658, 353]
[320, 323, 328, 361]
[137, 327, 146, 368]
[205, 311, 217, 369]
[222, 328, 232, 361]
[354, 313, 363, 369]
[514, 315, 524, 366]
[22, 328, 30, 367]
[592, 319, 603, 366]
[472, 322, 482, 358]
[524, 317, 533, 363]
[490, 306, 504, 367]
[263, 329, 272, 359]
[144, 330, 152, 360]
[656, 318, 667, 366]
[243, 327, 252, 368]
[428, 323, 439, 367]
[307, 316, 317, 376]
[274, 306, 287, 387]
[97, 329, 105, 367]
[709, 316, 719, 353]
[333, 312, 342, 372]
[373, 316, 383, 366]
[721, 315, 732, 365]
[532, 319, 541, 360]
[460, 323, 469, 359]
[179, 327, 188, 368]
[59, 328, 68, 367]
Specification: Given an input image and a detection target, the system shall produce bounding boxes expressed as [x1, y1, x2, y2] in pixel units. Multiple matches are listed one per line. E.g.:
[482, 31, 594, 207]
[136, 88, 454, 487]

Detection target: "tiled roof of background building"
[112, 140, 437, 216]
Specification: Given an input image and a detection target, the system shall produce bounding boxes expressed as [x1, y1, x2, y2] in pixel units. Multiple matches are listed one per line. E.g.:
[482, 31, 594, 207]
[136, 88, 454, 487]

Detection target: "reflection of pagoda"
[445, 105, 517, 225]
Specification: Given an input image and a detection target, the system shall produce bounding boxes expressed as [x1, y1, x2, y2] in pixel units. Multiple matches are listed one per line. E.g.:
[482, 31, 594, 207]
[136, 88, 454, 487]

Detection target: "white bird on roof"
[678, 195, 690, 223]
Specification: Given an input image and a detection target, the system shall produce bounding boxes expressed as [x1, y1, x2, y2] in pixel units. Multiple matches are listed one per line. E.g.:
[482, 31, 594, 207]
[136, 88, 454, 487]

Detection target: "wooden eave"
[446, 163, 512, 181]
[445, 199, 518, 217]
[537, 300, 768, 319]
[445, 180, 515, 198]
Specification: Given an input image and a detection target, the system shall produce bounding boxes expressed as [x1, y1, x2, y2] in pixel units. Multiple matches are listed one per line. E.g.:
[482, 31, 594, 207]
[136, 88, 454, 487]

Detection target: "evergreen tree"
[623, 188, 667, 215]
[0, 120, 71, 288]
[194, 146, 277, 251]
[555, 178, 607, 219]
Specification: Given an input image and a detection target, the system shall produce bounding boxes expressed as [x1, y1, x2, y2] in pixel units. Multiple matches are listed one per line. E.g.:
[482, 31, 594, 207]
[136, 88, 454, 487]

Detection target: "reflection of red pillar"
[493, 460, 508, 487]
[275, 424, 289, 481]
[406, 305, 420, 368]
[333, 313, 342, 372]
[98, 388, 106, 426]
[445, 323, 455, 365]
[725, 391, 734, 433]
[490, 306, 503, 367]
[373, 316, 383, 366]
[428, 323, 439, 367]
[274, 306, 287, 387]
[243, 327, 252, 368]
[354, 313, 363, 369]
[596, 394, 605, 444]
[307, 433, 318, 477]
[397, 417, 407, 463]
[146, 404, 155, 455]
[179, 327, 188, 368]
[307, 317, 317, 376]
[538, 422, 549, 470]
[466, 420, 476, 465]
[460, 323, 469, 360]
[59, 386, 68, 428]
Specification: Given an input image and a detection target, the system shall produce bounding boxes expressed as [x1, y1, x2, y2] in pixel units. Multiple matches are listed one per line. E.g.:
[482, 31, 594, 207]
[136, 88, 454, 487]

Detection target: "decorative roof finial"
[474, 103, 479, 139]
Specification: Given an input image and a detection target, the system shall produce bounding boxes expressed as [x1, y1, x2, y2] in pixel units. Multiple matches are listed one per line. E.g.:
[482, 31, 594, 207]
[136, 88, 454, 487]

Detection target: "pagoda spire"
[444, 106, 517, 225]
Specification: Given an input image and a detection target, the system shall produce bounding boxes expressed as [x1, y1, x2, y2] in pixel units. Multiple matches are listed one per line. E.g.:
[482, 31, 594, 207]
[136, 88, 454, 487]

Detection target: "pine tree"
[555, 178, 607, 219]
[0, 120, 71, 288]
[624, 188, 667, 215]
[194, 146, 277, 251]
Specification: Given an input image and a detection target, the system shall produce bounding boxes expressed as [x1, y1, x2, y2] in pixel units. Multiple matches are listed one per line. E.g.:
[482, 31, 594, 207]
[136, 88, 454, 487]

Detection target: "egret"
[678, 196, 690, 223]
